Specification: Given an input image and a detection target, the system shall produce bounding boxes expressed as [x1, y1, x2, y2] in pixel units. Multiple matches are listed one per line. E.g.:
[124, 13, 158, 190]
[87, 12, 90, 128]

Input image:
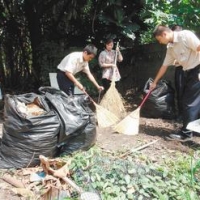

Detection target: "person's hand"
[149, 82, 157, 91]
[111, 64, 117, 68]
[174, 60, 179, 65]
[116, 46, 122, 55]
[116, 46, 120, 52]
[98, 86, 104, 92]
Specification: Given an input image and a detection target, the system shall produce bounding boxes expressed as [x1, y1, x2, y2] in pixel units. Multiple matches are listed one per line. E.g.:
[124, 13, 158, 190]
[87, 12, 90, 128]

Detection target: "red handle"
[139, 90, 152, 108]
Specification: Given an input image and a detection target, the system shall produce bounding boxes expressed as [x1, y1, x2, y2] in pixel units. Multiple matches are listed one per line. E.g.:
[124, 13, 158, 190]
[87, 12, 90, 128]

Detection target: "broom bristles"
[100, 82, 126, 119]
[95, 103, 120, 128]
[114, 108, 140, 135]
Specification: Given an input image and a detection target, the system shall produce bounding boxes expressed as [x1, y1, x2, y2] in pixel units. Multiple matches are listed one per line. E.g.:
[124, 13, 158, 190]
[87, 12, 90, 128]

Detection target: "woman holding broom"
[98, 39, 126, 119]
[98, 38, 123, 94]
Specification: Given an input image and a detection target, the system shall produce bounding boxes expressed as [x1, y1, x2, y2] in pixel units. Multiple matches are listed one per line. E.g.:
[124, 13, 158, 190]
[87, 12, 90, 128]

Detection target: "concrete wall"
[119, 43, 175, 93]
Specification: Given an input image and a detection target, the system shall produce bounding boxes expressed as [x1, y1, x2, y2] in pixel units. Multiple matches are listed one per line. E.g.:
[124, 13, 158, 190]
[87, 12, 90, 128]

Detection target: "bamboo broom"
[114, 90, 152, 135]
[100, 42, 126, 119]
[84, 91, 119, 128]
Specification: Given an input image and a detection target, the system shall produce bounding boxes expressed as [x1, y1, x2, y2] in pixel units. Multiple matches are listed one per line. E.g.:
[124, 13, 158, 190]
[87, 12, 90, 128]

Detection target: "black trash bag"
[59, 113, 97, 156]
[141, 78, 176, 119]
[38, 87, 97, 152]
[0, 93, 60, 169]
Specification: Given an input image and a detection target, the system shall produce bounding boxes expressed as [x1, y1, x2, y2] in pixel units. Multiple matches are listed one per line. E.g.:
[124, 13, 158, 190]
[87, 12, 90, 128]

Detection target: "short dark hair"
[83, 44, 97, 56]
[105, 38, 114, 45]
[171, 25, 182, 31]
[153, 25, 171, 38]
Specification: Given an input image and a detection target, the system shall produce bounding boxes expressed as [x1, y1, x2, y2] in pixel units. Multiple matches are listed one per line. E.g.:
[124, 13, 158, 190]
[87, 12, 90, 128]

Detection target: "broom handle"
[139, 90, 152, 108]
[112, 42, 119, 82]
[114, 42, 119, 65]
[97, 91, 101, 104]
[83, 90, 97, 106]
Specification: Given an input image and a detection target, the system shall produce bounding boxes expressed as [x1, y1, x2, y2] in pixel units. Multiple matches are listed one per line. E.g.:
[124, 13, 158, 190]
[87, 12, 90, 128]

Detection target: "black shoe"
[166, 131, 193, 142]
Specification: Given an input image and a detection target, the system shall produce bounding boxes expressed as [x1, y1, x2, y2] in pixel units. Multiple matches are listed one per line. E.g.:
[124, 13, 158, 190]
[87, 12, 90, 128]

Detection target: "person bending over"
[150, 25, 200, 142]
[57, 44, 104, 95]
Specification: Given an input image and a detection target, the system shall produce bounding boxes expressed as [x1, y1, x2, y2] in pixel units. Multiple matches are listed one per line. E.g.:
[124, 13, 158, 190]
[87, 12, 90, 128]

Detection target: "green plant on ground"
[62, 147, 200, 200]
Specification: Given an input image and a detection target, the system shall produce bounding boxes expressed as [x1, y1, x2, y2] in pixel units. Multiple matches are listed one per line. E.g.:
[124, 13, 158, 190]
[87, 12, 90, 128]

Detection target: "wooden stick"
[26, 151, 35, 168]
[2, 174, 25, 188]
[61, 177, 82, 193]
[39, 155, 82, 193]
[120, 139, 160, 158]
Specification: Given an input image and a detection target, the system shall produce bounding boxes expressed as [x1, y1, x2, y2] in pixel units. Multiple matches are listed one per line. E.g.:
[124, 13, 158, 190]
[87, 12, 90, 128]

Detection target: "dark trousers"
[102, 78, 119, 94]
[174, 66, 185, 116]
[102, 78, 111, 93]
[182, 64, 200, 133]
[57, 70, 74, 96]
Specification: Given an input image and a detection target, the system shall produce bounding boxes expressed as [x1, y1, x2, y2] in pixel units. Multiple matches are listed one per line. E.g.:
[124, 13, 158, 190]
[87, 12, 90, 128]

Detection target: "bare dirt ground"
[0, 97, 200, 199]
[96, 117, 200, 162]
[96, 89, 200, 163]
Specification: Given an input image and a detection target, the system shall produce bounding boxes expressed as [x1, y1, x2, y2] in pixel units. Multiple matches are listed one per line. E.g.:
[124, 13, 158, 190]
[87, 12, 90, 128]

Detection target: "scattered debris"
[0, 156, 77, 199]
[17, 97, 46, 116]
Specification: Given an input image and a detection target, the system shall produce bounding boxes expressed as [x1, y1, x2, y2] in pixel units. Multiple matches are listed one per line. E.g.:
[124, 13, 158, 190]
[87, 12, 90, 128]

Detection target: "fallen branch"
[2, 174, 25, 188]
[39, 156, 82, 193]
[120, 139, 160, 158]
[39, 155, 71, 178]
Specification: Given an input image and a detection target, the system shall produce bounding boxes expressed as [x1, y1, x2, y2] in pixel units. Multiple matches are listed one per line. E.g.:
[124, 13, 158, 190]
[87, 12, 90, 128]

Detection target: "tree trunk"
[24, 0, 42, 88]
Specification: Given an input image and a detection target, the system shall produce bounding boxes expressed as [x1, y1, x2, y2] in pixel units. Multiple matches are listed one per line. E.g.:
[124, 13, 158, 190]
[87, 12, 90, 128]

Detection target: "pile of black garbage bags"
[141, 78, 176, 120]
[0, 87, 96, 169]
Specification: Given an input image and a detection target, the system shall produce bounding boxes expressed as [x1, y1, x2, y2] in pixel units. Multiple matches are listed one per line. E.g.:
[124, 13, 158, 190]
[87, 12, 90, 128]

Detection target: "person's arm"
[116, 47, 123, 62]
[102, 63, 116, 68]
[117, 52, 123, 62]
[150, 65, 168, 90]
[197, 44, 200, 51]
[65, 71, 84, 91]
[86, 71, 104, 91]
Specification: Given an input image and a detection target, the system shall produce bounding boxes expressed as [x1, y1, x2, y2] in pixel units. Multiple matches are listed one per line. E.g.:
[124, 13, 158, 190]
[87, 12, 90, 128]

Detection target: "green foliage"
[0, 0, 144, 90]
[97, 0, 141, 42]
[139, 0, 200, 44]
[38, 41, 67, 86]
[169, 0, 200, 31]
[1, 0, 200, 90]
[62, 147, 200, 200]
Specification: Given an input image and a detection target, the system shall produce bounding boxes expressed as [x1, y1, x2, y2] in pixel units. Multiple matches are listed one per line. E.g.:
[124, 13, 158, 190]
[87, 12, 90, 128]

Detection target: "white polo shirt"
[163, 30, 200, 71]
[57, 52, 90, 75]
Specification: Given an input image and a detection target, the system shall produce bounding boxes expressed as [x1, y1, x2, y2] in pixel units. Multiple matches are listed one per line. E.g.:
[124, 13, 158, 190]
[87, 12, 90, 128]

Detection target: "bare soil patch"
[96, 117, 200, 162]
